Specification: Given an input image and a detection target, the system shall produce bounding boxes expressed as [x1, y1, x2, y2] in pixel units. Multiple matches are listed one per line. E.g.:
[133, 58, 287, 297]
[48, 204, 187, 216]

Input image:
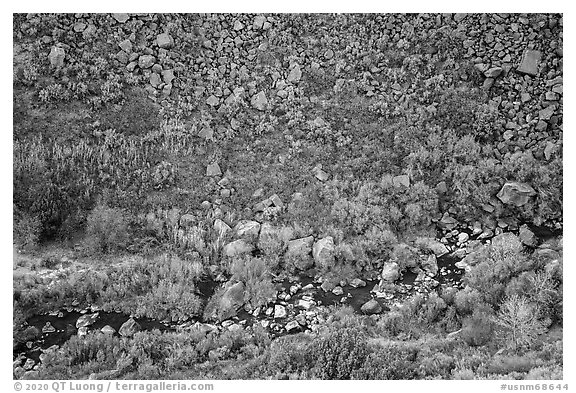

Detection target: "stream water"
[14, 224, 558, 365]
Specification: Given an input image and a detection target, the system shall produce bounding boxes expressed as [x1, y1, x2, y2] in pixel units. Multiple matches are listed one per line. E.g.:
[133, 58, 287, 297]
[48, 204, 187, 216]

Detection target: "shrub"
[460, 305, 495, 347]
[307, 327, 369, 379]
[492, 295, 546, 352]
[13, 211, 42, 250]
[85, 202, 129, 253]
[353, 344, 418, 379]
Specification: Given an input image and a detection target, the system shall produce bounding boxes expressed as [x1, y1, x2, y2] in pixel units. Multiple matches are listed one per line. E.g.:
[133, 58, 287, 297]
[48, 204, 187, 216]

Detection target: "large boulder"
[496, 182, 536, 207]
[274, 305, 287, 318]
[519, 224, 537, 247]
[234, 220, 261, 239]
[222, 239, 255, 258]
[517, 49, 541, 76]
[285, 236, 314, 270]
[119, 318, 141, 337]
[381, 262, 400, 282]
[217, 282, 246, 321]
[257, 223, 293, 251]
[251, 91, 268, 111]
[156, 33, 174, 49]
[312, 236, 335, 269]
[138, 55, 156, 69]
[76, 313, 99, 329]
[361, 299, 383, 315]
[416, 238, 449, 257]
[421, 254, 439, 277]
[48, 46, 65, 68]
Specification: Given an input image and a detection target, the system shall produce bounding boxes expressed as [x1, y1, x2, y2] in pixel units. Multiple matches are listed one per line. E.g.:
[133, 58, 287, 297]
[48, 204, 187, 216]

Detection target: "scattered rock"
[42, 322, 56, 334]
[156, 33, 174, 49]
[274, 305, 287, 318]
[76, 313, 99, 329]
[48, 46, 65, 68]
[285, 320, 300, 332]
[350, 278, 366, 288]
[417, 238, 449, 257]
[234, 220, 261, 238]
[101, 325, 116, 335]
[485, 67, 503, 78]
[421, 254, 438, 277]
[332, 286, 344, 296]
[118, 39, 132, 53]
[77, 326, 88, 337]
[216, 282, 246, 321]
[312, 236, 335, 269]
[361, 299, 382, 315]
[381, 262, 400, 282]
[287, 64, 302, 83]
[392, 174, 410, 188]
[496, 182, 537, 207]
[251, 91, 268, 111]
[112, 13, 130, 23]
[119, 318, 141, 337]
[517, 49, 541, 76]
[519, 224, 537, 247]
[138, 55, 156, 69]
[223, 239, 255, 258]
[213, 219, 231, 235]
[206, 162, 222, 177]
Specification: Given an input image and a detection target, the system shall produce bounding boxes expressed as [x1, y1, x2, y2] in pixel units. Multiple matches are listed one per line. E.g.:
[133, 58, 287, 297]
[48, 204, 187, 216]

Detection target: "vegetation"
[13, 13, 562, 380]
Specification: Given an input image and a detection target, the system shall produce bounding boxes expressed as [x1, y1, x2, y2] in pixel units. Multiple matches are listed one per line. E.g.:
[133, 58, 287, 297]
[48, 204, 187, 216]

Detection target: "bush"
[85, 202, 129, 253]
[307, 327, 369, 379]
[14, 211, 42, 250]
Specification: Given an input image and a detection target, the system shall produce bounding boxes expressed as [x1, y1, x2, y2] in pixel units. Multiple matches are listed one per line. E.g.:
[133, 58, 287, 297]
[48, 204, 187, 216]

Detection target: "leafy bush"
[307, 327, 369, 379]
[85, 203, 129, 253]
[13, 211, 42, 250]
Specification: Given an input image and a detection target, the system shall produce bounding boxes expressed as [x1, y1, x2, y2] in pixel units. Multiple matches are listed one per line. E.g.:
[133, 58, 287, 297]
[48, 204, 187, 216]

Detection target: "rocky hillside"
[13, 13, 563, 380]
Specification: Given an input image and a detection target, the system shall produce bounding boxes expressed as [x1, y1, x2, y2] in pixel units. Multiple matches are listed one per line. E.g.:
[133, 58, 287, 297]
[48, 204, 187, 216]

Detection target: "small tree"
[492, 295, 546, 352]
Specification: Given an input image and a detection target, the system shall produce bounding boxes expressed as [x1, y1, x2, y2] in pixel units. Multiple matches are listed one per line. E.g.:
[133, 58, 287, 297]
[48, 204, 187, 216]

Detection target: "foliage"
[85, 202, 129, 254]
[492, 295, 546, 352]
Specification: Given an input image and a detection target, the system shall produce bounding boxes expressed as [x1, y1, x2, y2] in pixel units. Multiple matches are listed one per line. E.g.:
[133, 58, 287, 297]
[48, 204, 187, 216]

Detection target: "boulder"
[519, 224, 537, 247]
[118, 39, 132, 53]
[77, 326, 88, 337]
[206, 162, 222, 177]
[234, 220, 261, 238]
[48, 46, 65, 68]
[76, 313, 99, 329]
[287, 64, 302, 83]
[100, 325, 116, 335]
[421, 254, 439, 277]
[497, 182, 536, 207]
[156, 33, 174, 49]
[274, 305, 287, 318]
[138, 55, 156, 69]
[361, 299, 383, 315]
[381, 262, 400, 282]
[111, 13, 130, 23]
[332, 286, 344, 296]
[258, 223, 293, 251]
[213, 219, 231, 235]
[517, 49, 541, 76]
[251, 91, 268, 111]
[286, 236, 314, 269]
[217, 282, 246, 321]
[42, 322, 56, 334]
[312, 236, 335, 268]
[223, 239, 255, 258]
[285, 320, 300, 332]
[416, 238, 449, 257]
[119, 318, 141, 337]
[350, 278, 366, 288]
[392, 174, 410, 188]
